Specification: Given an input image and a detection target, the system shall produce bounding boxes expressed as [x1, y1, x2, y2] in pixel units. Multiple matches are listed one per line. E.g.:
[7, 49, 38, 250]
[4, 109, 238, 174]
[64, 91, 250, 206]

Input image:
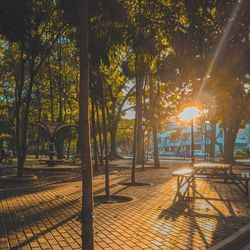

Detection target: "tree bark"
[48, 59, 54, 122]
[107, 86, 136, 160]
[16, 45, 25, 177]
[66, 133, 71, 160]
[224, 126, 238, 163]
[91, 100, 99, 171]
[96, 104, 104, 169]
[58, 42, 63, 122]
[18, 60, 35, 173]
[109, 122, 120, 160]
[210, 122, 216, 161]
[152, 122, 160, 168]
[55, 135, 64, 159]
[131, 113, 137, 183]
[135, 49, 144, 165]
[99, 77, 111, 199]
[79, 0, 94, 248]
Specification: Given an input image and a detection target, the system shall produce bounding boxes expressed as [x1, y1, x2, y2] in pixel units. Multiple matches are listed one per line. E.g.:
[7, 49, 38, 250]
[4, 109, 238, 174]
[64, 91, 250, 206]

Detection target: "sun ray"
[196, 0, 243, 99]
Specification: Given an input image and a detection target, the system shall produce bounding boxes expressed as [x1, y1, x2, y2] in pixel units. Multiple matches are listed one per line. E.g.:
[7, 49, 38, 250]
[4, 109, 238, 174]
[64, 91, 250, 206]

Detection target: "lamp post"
[179, 107, 200, 165]
[141, 123, 146, 171]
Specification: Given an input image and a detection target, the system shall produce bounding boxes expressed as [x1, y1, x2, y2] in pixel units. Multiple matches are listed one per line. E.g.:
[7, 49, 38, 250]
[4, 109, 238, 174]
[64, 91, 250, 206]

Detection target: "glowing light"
[179, 107, 200, 122]
[244, 83, 250, 94]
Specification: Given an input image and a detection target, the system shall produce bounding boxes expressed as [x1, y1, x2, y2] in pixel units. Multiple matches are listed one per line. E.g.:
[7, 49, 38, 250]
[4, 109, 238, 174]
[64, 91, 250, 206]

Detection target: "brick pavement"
[0, 164, 250, 249]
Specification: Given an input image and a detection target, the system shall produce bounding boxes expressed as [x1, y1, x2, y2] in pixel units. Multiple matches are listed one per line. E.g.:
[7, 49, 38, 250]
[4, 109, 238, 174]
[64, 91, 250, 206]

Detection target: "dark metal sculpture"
[31, 121, 77, 166]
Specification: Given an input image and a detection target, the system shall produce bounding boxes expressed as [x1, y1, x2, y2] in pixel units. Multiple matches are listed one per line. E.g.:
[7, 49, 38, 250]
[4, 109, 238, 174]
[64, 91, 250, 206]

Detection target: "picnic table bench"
[172, 163, 250, 201]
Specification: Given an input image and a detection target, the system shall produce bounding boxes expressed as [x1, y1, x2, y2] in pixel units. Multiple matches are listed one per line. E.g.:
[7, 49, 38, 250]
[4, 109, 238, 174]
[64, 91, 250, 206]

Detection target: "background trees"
[0, 1, 249, 249]
[0, 0, 249, 172]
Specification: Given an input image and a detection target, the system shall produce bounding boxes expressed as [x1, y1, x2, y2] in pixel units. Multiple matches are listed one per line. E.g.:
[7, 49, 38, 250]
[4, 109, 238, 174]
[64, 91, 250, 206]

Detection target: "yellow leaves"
[179, 15, 188, 27]
[0, 41, 3, 57]
[211, 7, 217, 17]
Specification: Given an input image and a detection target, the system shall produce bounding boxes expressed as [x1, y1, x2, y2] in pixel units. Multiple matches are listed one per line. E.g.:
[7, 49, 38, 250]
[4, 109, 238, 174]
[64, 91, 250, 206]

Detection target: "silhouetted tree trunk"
[99, 76, 110, 199]
[131, 110, 138, 183]
[210, 122, 216, 161]
[18, 59, 35, 173]
[16, 45, 25, 177]
[96, 104, 104, 169]
[35, 87, 42, 159]
[91, 100, 99, 171]
[152, 121, 160, 168]
[135, 53, 143, 165]
[55, 136, 64, 159]
[66, 133, 71, 159]
[79, 0, 94, 248]
[109, 122, 119, 159]
[48, 58, 54, 122]
[108, 86, 135, 160]
[224, 126, 238, 163]
[56, 42, 64, 160]
[134, 0, 144, 165]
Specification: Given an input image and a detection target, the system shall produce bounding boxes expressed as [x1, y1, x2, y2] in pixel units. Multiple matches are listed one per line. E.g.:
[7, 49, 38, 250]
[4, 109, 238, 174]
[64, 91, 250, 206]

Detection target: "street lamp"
[141, 122, 146, 171]
[179, 107, 200, 164]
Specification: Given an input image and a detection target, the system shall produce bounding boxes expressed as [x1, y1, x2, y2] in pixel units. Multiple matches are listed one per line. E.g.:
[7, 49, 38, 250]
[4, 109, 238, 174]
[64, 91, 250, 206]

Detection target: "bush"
[246, 148, 250, 158]
[235, 150, 248, 158]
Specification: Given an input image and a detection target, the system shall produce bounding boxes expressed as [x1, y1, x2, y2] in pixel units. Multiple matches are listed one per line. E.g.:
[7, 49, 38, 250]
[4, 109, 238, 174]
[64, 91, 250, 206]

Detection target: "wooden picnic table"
[193, 162, 231, 170]
[172, 162, 249, 202]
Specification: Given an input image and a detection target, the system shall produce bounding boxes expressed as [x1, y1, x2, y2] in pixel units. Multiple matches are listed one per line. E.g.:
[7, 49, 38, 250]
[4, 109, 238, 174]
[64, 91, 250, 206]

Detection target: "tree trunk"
[79, 0, 94, 248]
[152, 122, 160, 168]
[56, 43, 64, 160]
[131, 113, 137, 183]
[66, 133, 71, 159]
[16, 46, 25, 177]
[35, 134, 40, 159]
[58, 42, 63, 122]
[48, 58, 54, 122]
[210, 122, 216, 161]
[35, 87, 42, 159]
[96, 104, 104, 169]
[109, 122, 120, 160]
[18, 62, 35, 174]
[56, 135, 64, 159]
[135, 53, 143, 165]
[224, 126, 238, 163]
[100, 77, 111, 199]
[91, 100, 99, 171]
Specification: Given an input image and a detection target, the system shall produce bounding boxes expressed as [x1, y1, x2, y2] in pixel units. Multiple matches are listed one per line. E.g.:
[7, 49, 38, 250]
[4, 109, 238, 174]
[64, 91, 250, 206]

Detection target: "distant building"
[158, 122, 250, 157]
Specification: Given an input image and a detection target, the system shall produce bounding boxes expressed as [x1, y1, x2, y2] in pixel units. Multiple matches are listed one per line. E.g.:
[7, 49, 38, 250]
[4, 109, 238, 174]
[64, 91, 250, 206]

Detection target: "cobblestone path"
[0, 165, 250, 249]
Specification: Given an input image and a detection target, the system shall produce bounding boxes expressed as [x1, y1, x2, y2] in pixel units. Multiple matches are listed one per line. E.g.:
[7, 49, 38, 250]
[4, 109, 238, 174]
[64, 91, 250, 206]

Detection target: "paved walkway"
[0, 163, 250, 249]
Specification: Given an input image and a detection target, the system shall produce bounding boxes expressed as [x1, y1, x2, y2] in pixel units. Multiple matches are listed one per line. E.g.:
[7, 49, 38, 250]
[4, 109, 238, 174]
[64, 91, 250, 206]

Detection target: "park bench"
[172, 163, 250, 202]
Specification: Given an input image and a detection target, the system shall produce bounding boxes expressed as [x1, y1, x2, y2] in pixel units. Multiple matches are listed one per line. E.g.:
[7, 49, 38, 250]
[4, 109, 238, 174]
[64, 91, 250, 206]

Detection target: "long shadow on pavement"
[158, 181, 250, 249]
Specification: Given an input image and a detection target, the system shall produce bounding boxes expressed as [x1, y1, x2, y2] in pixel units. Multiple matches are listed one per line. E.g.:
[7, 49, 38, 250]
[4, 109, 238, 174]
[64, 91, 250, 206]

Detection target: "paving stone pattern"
[0, 166, 250, 249]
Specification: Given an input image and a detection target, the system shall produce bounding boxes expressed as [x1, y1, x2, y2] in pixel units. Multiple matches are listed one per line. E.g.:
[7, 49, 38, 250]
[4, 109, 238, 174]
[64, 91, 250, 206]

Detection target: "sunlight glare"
[197, 0, 243, 98]
[179, 107, 200, 122]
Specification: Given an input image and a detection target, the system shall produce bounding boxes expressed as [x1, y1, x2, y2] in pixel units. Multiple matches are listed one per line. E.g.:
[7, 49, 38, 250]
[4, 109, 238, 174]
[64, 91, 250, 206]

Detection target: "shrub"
[246, 148, 250, 158]
[235, 149, 248, 158]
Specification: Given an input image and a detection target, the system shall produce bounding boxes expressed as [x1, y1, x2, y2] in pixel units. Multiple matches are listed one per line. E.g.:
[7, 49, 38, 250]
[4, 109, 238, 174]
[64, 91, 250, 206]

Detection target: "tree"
[100, 45, 135, 159]
[189, 0, 250, 163]
[79, 0, 94, 248]
[0, 0, 68, 176]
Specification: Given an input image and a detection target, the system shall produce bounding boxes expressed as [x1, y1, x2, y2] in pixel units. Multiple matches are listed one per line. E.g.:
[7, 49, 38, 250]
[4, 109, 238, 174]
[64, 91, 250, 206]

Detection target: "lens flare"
[197, 0, 243, 99]
[179, 107, 200, 122]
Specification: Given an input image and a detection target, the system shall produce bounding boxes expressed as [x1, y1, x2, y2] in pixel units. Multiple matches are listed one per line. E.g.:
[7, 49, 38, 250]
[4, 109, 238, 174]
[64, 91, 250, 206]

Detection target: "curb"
[0, 174, 128, 193]
[208, 222, 250, 250]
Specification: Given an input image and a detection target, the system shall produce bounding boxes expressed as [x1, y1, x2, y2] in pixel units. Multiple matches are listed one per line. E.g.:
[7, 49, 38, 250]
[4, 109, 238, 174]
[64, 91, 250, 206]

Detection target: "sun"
[179, 107, 200, 122]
